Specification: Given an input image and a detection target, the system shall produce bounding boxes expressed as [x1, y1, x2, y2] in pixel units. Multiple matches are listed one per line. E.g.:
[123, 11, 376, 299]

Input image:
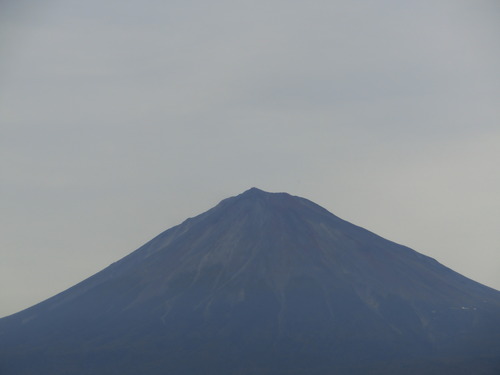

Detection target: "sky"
[1, 0, 499, 318]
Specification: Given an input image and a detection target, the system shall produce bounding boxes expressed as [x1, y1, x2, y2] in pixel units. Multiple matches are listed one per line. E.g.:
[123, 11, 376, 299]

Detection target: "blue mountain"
[1, 188, 499, 374]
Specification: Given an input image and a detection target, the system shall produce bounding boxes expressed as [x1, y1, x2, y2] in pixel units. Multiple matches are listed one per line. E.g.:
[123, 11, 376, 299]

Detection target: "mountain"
[1, 188, 499, 374]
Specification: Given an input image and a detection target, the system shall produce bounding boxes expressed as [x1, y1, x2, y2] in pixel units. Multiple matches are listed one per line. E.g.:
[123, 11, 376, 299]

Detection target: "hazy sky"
[1, 0, 499, 317]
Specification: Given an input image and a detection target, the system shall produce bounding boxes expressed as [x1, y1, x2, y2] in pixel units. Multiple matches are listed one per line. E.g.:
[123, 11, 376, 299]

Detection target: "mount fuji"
[1, 188, 499, 374]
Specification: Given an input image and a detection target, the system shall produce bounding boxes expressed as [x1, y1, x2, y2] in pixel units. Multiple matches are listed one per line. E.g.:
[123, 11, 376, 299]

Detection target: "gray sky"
[1, 0, 499, 317]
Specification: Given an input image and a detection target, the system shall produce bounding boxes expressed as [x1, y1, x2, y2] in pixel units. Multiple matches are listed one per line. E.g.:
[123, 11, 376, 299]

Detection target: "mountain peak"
[244, 186, 266, 194]
[226, 187, 294, 206]
[239, 187, 277, 197]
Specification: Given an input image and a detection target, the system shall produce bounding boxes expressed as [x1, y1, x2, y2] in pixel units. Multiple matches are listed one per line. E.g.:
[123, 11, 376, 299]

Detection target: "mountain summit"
[1, 188, 499, 374]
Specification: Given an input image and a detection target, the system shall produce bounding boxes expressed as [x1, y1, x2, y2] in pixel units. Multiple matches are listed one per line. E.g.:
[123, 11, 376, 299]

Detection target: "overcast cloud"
[1, 0, 499, 317]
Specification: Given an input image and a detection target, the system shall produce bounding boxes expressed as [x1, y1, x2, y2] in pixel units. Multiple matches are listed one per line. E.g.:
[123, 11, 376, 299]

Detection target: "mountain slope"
[1, 188, 499, 374]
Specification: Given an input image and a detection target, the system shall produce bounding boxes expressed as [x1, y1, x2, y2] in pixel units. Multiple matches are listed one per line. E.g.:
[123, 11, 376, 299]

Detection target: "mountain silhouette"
[1, 188, 499, 374]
